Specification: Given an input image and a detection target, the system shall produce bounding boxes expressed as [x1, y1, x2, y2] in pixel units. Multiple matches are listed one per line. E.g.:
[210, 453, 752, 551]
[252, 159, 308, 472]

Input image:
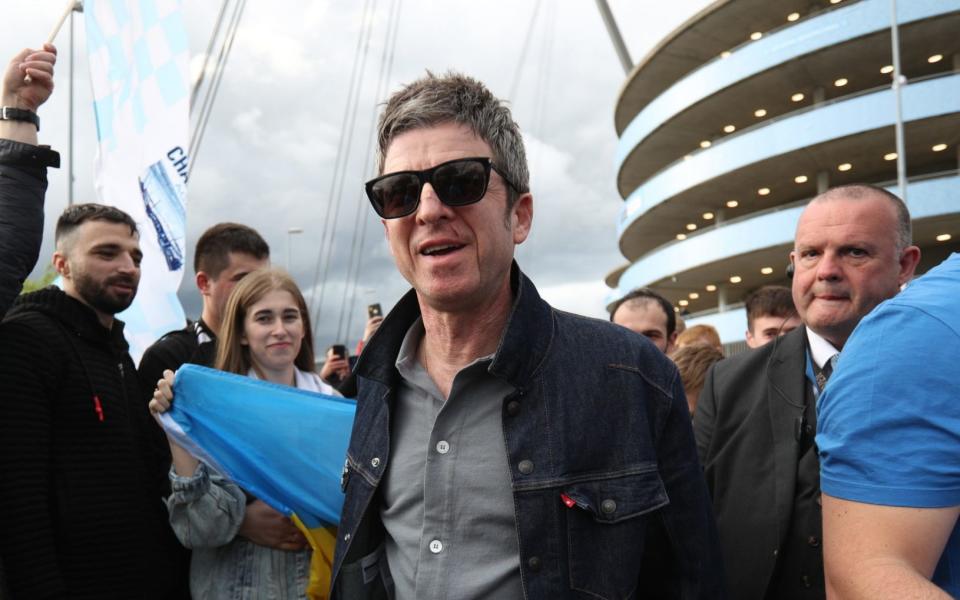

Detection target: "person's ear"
[666, 330, 679, 354]
[52, 251, 69, 278]
[897, 245, 922, 286]
[196, 271, 213, 296]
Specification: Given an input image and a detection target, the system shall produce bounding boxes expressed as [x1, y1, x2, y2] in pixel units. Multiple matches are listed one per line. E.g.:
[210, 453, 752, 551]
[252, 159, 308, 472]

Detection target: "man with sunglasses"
[329, 72, 723, 599]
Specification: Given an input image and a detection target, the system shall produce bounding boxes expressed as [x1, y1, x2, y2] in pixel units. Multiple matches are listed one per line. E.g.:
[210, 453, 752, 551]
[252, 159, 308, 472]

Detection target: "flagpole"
[68, 2, 84, 206]
[24, 0, 78, 83]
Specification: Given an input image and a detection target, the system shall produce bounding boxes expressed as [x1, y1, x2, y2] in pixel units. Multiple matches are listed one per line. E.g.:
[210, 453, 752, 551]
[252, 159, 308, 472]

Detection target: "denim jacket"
[168, 463, 311, 600]
[331, 265, 725, 599]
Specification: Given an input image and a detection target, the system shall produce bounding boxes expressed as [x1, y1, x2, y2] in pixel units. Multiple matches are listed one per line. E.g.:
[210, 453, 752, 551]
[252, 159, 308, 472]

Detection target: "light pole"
[286, 227, 303, 273]
[890, 0, 907, 202]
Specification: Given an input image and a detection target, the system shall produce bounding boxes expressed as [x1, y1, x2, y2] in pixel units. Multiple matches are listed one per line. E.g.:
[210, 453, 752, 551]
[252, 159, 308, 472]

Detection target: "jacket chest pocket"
[563, 470, 668, 600]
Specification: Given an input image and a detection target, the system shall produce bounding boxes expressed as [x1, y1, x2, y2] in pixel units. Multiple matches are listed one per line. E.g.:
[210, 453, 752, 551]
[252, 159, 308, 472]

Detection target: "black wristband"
[0, 107, 40, 132]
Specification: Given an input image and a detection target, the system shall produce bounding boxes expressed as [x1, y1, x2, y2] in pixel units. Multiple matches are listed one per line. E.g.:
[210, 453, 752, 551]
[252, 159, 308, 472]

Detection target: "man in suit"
[694, 183, 921, 599]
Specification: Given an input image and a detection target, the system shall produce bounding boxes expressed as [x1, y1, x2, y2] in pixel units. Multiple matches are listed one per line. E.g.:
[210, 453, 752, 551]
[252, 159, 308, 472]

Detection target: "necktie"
[816, 353, 839, 391]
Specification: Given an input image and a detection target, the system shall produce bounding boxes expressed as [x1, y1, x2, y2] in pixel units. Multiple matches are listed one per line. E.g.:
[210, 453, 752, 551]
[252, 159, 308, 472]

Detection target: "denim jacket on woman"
[331, 265, 725, 600]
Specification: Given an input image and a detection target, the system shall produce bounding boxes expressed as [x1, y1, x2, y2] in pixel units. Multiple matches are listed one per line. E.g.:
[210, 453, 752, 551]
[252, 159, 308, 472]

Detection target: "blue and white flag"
[85, 0, 191, 361]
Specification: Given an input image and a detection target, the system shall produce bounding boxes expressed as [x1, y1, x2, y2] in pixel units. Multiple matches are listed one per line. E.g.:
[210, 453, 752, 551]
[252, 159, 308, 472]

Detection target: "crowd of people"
[0, 40, 957, 600]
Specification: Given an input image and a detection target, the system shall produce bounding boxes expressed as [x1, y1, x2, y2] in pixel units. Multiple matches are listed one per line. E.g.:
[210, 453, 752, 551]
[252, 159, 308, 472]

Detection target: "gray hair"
[813, 183, 912, 252]
[376, 71, 529, 208]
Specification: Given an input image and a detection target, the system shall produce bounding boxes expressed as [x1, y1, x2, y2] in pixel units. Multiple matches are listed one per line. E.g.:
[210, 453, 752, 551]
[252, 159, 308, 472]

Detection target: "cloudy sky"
[6, 0, 708, 348]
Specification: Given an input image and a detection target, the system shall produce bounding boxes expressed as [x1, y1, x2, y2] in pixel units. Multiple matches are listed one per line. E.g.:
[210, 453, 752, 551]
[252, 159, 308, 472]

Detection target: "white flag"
[84, 0, 191, 361]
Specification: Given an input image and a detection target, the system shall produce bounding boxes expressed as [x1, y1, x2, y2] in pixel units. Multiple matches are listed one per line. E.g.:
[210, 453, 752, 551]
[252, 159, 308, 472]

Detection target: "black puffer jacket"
[0, 139, 59, 317]
[0, 287, 184, 599]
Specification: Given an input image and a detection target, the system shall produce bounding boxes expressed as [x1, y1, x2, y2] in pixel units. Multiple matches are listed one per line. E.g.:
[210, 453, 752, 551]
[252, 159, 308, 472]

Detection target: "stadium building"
[606, 0, 960, 351]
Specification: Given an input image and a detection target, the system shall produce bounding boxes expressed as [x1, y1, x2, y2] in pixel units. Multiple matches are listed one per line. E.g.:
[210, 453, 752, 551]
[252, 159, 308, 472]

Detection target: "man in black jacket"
[694, 184, 921, 599]
[0, 44, 60, 317]
[0, 204, 185, 599]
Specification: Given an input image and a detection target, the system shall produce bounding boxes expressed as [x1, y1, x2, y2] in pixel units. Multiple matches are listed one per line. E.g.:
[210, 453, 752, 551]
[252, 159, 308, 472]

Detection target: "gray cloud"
[7, 0, 708, 349]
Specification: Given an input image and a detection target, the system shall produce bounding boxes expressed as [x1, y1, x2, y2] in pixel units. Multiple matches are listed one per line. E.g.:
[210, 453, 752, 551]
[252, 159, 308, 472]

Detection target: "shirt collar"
[395, 317, 496, 381]
[805, 326, 840, 369]
[395, 317, 426, 376]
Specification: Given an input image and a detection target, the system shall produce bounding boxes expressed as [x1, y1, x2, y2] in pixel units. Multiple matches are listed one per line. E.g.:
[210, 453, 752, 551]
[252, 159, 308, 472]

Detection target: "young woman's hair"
[214, 268, 316, 375]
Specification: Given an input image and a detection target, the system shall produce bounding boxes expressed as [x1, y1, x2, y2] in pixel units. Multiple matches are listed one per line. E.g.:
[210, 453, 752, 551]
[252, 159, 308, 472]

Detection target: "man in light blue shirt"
[818, 253, 960, 599]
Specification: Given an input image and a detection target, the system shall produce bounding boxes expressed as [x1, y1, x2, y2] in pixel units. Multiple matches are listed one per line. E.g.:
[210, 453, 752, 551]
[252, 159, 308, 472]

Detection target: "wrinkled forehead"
[382, 122, 493, 173]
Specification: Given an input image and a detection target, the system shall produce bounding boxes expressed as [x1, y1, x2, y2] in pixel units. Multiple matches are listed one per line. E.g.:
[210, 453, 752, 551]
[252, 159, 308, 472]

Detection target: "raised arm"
[0, 45, 59, 317]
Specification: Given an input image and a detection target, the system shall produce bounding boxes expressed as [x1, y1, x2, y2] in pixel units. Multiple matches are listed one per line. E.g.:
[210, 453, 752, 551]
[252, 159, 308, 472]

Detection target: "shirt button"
[371, 457, 381, 468]
[527, 556, 542, 572]
[518, 460, 534, 475]
[436, 440, 450, 454]
[506, 400, 521, 416]
[429, 539, 443, 554]
[344, 533, 351, 542]
[601, 499, 617, 515]
[807, 535, 820, 547]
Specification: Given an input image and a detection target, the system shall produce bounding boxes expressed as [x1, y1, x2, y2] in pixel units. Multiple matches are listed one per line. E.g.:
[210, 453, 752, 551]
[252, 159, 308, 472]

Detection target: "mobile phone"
[331, 344, 347, 359]
[367, 303, 383, 319]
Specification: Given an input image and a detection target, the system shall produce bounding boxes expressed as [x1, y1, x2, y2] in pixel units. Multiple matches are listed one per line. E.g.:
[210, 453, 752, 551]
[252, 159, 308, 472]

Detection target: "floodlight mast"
[595, 0, 633, 74]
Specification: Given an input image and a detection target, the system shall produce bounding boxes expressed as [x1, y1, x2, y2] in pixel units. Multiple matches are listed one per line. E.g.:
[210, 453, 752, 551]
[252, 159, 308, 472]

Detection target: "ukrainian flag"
[159, 364, 356, 599]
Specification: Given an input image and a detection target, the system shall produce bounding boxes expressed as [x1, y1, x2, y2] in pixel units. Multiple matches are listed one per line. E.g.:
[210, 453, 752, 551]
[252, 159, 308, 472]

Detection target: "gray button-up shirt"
[380, 319, 523, 599]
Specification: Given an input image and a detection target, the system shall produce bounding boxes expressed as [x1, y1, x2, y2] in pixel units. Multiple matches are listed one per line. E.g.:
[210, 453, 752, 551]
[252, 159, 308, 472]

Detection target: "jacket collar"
[8, 286, 129, 352]
[356, 262, 554, 391]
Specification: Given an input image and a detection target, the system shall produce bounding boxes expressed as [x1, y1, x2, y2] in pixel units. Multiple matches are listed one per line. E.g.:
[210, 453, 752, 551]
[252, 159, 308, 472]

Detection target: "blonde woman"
[150, 268, 337, 599]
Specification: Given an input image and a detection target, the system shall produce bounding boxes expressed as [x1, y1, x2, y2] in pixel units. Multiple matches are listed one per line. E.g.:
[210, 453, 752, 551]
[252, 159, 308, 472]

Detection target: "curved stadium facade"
[606, 0, 960, 349]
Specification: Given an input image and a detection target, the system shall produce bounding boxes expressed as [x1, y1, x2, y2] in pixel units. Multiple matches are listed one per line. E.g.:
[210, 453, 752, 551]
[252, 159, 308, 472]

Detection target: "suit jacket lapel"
[766, 327, 808, 545]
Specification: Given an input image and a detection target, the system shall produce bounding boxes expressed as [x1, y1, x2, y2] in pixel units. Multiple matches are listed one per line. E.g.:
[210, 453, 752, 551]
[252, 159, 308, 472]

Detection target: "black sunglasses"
[365, 156, 520, 219]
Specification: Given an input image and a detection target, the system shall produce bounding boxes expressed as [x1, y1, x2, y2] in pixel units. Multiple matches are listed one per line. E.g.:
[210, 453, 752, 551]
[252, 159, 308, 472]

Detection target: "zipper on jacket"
[93, 395, 105, 421]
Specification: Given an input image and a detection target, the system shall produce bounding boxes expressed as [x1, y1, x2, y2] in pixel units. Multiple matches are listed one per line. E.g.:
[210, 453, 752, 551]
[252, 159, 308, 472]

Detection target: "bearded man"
[0, 203, 186, 599]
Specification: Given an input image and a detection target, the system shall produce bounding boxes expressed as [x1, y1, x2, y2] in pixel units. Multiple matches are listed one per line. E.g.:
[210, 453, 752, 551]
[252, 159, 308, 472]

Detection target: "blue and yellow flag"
[159, 365, 356, 599]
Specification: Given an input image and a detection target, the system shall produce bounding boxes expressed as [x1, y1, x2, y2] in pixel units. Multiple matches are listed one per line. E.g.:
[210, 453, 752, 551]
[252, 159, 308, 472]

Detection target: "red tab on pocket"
[560, 493, 576, 508]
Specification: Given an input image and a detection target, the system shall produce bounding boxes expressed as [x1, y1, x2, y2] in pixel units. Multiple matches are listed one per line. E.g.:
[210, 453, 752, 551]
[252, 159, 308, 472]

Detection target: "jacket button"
[527, 556, 541, 572]
[601, 499, 617, 515]
[518, 460, 534, 475]
[807, 535, 820, 547]
[371, 457, 381, 468]
[506, 400, 521, 416]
